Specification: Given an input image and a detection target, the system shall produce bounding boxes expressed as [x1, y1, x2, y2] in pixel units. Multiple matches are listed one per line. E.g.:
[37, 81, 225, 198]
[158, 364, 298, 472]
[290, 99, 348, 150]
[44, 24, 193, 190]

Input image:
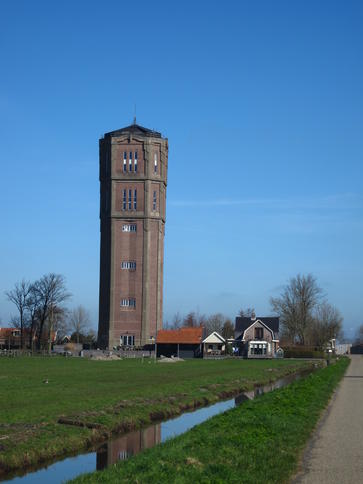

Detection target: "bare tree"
[26, 285, 41, 351]
[33, 274, 71, 351]
[68, 305, 90, 344]
[205, 313, 226, 335]
[238, 307, 255, 318]
[309, 302, 343, 347]
[222, 319, 234, 339]
[170, 311, 182, 329]
[5, 280, 32, 348]
[270, 274, 323, 345]
[183, 312, 198, 327]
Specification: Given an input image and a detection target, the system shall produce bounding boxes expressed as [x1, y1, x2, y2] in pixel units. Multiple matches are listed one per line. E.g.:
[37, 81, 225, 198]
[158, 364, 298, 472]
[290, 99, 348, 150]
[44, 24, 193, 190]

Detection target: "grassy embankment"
[72, 357, 349, 484]
[0, 357, 313, 474]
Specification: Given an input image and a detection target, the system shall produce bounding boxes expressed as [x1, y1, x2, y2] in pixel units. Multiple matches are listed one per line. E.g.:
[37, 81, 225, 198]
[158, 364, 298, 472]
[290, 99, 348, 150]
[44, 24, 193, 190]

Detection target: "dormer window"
[254, 327, 263, 340]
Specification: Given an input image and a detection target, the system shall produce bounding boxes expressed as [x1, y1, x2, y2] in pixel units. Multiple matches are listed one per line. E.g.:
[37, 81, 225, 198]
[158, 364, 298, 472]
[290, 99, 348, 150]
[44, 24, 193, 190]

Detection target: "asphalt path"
[293, 355, 363, 484]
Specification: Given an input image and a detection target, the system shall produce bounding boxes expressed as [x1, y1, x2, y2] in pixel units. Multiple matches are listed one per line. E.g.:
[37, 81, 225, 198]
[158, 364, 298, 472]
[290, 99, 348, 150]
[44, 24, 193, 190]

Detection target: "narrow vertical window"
[129, 151, 132, 172]
[134, 189, 137, 210]
[123, 189, 127, 210]
[128, 189, 132, 210]
[123, 152, 127, 172]
[153, 190, 157, 211]
[154, 153, 158, 173]
[134, 151, 138, 172]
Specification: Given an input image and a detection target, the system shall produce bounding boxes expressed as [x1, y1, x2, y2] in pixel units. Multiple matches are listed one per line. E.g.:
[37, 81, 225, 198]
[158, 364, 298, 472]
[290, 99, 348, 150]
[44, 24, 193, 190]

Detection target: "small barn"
[202, 332, 226, 357]
[156, 327, 204, 358]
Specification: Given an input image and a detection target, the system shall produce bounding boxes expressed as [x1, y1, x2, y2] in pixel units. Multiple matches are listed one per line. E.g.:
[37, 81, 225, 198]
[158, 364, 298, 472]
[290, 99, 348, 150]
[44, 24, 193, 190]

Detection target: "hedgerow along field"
[0, 356, 315, 474]
[72, 358, 349, 484]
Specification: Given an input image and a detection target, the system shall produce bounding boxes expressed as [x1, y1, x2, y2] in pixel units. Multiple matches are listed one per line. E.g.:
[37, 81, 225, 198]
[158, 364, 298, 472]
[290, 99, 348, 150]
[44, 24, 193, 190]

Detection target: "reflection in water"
[96, 425, 161, 470]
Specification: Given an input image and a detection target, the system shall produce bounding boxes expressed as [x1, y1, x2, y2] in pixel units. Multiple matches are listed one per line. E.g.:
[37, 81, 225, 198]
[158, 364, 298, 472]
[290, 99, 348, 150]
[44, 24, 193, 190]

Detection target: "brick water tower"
[98, 123, 168, 348]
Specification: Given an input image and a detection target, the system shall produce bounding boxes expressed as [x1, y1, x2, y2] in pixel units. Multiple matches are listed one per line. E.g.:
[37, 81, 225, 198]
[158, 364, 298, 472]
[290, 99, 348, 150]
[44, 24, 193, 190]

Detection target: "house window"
[122, 224, 137, 232]
[120, 335, 135, 346]
[134, 151, 138, 172]
[255, 327, 263, 340]
[120, 298, 136, 308]
[121, 261, 136, 270]
[129, 151, 132, 171]
[122, 189, 127, 210]
[154, 153, 158, 173]
[123, 152, 127, 172]
[152, 191, 157, 211]
[133, 189, 137, 210]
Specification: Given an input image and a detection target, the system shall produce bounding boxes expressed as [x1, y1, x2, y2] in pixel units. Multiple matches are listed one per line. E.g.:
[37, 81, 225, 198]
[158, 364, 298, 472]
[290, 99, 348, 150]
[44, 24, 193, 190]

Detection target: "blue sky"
[0, 0, 362, 338]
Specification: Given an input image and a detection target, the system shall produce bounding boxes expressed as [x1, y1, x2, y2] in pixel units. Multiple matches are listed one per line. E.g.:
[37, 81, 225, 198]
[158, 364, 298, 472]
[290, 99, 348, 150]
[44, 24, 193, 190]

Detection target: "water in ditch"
[2, 370, 310, 483]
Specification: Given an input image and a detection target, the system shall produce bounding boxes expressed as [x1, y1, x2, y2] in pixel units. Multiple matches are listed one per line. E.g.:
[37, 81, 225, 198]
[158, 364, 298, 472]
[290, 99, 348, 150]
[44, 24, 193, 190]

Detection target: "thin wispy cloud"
[170, 193, 363, 210]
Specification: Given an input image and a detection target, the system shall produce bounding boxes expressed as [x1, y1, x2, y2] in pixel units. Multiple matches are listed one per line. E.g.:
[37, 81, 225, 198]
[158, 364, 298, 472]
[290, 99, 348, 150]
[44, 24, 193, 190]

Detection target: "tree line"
[166, 274, 344, 348]
[5, 274, 94, 351]
[270, 274, 343, 347]
[5, 272, 348, 351]
[165, 311, 235, 339]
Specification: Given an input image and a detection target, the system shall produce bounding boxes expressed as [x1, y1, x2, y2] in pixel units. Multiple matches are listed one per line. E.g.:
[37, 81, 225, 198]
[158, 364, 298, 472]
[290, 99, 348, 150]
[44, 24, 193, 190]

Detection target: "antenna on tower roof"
[133, 104, 136, 125]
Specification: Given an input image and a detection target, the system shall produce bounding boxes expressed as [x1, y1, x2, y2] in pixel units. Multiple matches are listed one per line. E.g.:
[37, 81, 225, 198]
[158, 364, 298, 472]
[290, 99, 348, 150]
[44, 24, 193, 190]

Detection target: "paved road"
[293, 355, 363, 484]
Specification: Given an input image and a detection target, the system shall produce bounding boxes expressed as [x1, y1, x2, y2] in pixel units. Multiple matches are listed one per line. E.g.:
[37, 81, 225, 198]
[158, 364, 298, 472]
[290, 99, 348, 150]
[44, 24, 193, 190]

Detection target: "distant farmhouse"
[154, 314, 280, 359]
[234, 313, 280, 358]
[0, 327, 57, 350]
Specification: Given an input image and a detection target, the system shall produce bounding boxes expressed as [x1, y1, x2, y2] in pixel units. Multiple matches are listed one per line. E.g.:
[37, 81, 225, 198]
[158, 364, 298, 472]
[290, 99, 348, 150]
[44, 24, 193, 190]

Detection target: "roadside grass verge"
[71, 357, 349, 484]
[0, 357, 313, 474]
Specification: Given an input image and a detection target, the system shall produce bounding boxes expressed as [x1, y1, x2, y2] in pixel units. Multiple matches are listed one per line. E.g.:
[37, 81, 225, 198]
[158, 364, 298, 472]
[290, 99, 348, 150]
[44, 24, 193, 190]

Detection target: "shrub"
[283, 346, 325, 358]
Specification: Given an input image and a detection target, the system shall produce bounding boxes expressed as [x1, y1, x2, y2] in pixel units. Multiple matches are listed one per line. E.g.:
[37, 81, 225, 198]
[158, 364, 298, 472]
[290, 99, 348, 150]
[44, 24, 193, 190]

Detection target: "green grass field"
[72, 358, 349, 484]
[0, 356, 313, 474]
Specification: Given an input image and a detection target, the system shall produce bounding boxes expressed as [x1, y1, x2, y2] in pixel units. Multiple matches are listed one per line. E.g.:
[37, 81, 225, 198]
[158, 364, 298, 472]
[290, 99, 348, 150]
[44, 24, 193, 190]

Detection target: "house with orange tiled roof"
[156, 327, 205, 358]
[0, 327, 57, 350]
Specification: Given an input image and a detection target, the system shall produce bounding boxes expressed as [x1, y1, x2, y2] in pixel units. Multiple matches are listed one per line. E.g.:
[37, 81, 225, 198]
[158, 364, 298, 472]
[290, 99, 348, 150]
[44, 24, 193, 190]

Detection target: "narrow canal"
[2, 370, 311, 483]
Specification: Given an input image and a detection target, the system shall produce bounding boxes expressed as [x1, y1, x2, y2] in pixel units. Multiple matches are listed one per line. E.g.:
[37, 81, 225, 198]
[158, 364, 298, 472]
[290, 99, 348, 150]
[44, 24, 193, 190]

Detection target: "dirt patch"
[90, 354, 120, 361]
[158, 356, 185, 363]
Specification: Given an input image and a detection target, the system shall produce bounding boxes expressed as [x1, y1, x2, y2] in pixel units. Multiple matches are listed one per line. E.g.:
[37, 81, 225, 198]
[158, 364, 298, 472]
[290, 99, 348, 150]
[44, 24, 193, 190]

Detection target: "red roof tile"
[157, 327, 204, 344]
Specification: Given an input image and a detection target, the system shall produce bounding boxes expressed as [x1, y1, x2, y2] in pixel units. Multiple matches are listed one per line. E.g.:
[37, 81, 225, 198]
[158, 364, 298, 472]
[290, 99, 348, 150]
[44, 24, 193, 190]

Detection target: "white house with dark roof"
[234, 314, 280, 358]
[202, 331, 226, 356]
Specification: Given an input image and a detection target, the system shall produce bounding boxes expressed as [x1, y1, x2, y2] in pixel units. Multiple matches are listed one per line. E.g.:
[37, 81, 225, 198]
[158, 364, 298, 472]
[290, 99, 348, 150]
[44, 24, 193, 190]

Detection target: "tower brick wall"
[98, 124, 168, 348]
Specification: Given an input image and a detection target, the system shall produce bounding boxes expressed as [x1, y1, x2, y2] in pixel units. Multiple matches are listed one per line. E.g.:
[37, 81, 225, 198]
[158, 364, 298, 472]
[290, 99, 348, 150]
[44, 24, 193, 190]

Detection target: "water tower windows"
[128, 189, 132, 210]
[123, 189, 127, 210]
[121, 261, 136, 270]
[152, 191, 157, 211]
[120, 298, 136, 308]
[122, 224, 137, 232]
[123, 152, 127, 172]
[121, 335, 135, 346]
[154, 153, 158, 173]
[134, 151, 138, 172]
[129, 152, 133, 172]
[134, 189, 137, 210]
